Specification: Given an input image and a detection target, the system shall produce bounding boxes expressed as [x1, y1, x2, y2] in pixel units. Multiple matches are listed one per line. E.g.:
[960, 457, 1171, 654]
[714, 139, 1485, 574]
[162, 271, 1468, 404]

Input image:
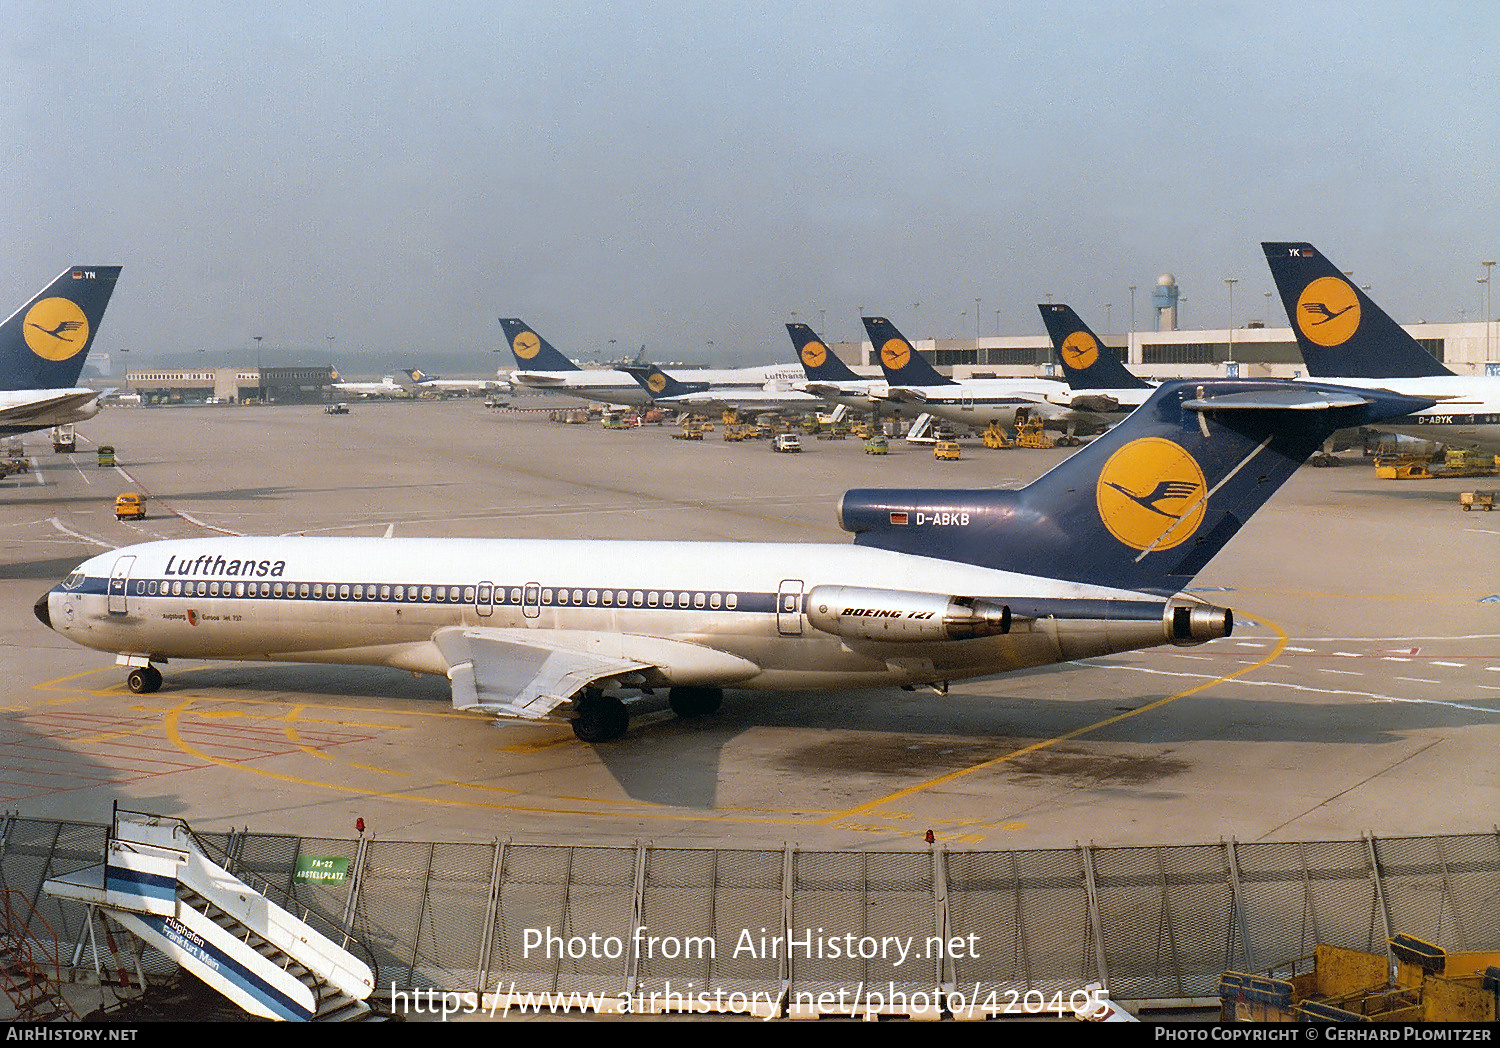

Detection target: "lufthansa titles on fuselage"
[162, 553, 288, 578]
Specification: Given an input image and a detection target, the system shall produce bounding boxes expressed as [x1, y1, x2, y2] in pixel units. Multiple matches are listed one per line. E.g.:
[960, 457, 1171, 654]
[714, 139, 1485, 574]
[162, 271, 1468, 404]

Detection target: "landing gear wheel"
[669, 686, 723, 718]
[572, 693, 629, 743]
[127, 666, 162, 694]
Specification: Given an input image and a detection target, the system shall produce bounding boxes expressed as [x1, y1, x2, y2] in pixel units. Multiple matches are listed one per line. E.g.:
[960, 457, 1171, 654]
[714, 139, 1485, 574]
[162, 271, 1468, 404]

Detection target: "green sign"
[295, 856, 350, 884]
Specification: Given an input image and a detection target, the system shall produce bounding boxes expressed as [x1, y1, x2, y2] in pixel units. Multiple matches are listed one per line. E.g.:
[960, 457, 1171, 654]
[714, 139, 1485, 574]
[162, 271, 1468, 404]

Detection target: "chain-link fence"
[3, 815, 1497, 1018]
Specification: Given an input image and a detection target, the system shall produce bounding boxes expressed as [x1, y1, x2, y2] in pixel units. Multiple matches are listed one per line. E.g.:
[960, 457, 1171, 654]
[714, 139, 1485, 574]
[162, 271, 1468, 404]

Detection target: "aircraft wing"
[0, 389, 101, 428]
[433, 626, 760, 721]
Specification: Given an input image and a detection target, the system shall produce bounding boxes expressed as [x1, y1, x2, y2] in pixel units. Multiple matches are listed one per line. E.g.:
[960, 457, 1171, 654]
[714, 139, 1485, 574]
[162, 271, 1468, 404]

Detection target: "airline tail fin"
[1038, 304, 1151, 390]
[621, 364, 707, 399]
[840, 379, 1432, 595]
[1262, 242, 1453, 378]
[1, 266, 122, 391]
[498, 318, 580, 371]
[861, 316, 956, 387]
[786, 323, 860, 382]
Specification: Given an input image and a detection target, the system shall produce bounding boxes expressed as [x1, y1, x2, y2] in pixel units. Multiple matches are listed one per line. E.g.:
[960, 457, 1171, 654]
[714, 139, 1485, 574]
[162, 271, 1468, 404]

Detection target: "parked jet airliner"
[1263, 241, 1500, 454]
[502, 318, 804, 408]
[37, 378, 1427, 742]
[1, 266, 121, 435]
[865, 316, 1134, 440]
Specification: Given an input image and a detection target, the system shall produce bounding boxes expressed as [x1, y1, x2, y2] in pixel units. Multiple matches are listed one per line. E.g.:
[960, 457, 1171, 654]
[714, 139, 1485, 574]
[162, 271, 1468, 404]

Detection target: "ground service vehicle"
[114, 493, 146, 520]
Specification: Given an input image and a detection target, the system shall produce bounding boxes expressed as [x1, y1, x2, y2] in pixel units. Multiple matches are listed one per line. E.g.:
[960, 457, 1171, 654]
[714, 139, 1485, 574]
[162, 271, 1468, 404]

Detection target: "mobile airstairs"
[44, 811, 379, 1021]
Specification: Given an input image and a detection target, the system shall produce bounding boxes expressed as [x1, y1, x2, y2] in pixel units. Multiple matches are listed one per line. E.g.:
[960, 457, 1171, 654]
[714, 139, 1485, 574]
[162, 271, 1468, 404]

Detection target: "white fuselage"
[888, 379, 1146, 430]
[514, 364, 808, 409]
[1297, 375, 1500, 452]
[44, 535, 1189, 695]
[0, 387, 102, 435]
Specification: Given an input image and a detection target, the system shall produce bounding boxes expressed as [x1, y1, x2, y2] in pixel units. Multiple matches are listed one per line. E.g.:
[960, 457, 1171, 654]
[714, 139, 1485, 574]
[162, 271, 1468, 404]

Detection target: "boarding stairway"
[903, 411, 938, 443]
[44, 810, 380, 1021]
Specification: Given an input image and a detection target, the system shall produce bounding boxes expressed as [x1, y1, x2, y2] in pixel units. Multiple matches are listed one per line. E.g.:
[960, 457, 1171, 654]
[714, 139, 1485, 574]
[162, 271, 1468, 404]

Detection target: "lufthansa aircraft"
[38, 377, 1428, 743]
[1037, 304, 1156, 414]
[1, 266, 121, 435]
[1263, 241, 1500, 454]
[864, 316, 1135, 439]
[502, 318, 804, 408]
[624, 363, 823, 414]
[786, 323, 889, 412]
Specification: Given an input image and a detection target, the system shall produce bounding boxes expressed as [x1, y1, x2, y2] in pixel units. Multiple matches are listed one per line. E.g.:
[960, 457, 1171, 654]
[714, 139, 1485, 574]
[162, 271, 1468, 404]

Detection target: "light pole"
[1484, 261, 1496, 362]
[1224, 278, 1239, 368]
[253, 335, 263, 402]
[1129, 285, 1137, 364]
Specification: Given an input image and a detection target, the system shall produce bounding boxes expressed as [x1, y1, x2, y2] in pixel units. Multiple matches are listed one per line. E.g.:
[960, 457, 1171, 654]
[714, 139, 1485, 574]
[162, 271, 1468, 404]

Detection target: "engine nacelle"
[806, 585, 1010, 643]
[1164, 600, 1233, 645]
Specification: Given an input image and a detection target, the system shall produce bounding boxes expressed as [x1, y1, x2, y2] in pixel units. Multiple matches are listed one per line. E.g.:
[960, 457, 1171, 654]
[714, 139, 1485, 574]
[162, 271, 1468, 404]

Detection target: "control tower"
[1152, 273, 1180, 331]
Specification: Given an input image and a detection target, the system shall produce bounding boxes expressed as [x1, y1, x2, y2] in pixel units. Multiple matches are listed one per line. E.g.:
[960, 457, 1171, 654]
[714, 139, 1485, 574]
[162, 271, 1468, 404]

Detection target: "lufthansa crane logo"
[512, 331, 541, 360]
[800, 341, 827, 368]
[880, 338, 911, 371]
[1060, 331, 1099, 370]
[646, 372, 668, 393]
[1295, 276, 1361, 347]
[1096, 438, 1207, 552]
[24, 298, 90, 362]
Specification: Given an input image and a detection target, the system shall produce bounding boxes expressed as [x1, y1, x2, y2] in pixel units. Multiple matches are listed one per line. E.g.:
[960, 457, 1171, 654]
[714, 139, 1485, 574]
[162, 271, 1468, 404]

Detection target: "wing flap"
[433, 627, 762, 721]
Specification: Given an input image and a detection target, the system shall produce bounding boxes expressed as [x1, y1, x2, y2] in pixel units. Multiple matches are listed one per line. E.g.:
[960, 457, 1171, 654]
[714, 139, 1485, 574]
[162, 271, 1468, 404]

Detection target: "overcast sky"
[4, 1, 1497, 371]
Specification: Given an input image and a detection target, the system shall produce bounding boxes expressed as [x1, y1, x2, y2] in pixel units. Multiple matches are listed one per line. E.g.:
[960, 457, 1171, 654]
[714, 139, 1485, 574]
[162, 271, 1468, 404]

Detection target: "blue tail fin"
[786, 323, 860, 382]
[1038, 304, 1151, 390]
[860, 316, 956, 387]
[621, 364, 707, 399]
[840, 379, 1432, 595]
[1262, 242, 1452, 379]
[498, 318, 580, 371]
[1, 266, 122, 391]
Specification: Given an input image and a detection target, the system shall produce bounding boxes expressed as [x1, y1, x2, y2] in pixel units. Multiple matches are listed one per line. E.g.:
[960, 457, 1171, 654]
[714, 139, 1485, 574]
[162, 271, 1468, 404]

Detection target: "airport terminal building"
[125, 365, 336, 404]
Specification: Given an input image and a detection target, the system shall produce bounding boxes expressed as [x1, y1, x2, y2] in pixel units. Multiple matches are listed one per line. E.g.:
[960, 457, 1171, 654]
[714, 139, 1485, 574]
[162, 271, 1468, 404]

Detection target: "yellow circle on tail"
[512, 331, 541, 360]
[880, 339, 911, 370]
[1061, 331, 1099, 370]
[647, 373, 667, 393]
[800, 341, 827, 368]
[1295, 276, 1362, 347]
[24, 298, 90, 362]
[1095, 438, 1207, 552]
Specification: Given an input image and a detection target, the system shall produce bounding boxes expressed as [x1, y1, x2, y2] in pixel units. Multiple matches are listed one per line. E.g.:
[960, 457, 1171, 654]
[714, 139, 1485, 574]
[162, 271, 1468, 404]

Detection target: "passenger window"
[382, 585, 391, 600]
[679, 592, 690, 607]
[726, 593, 737, 610]
[694, 593, 705, 609]
[299, 583, 310, 598]
[618, 591, 628, 606]
[421, 586, 432, 601]
[557, 590, 569, 606]
[273, 583, 283, 598]
[662, 592, 674, 607]
[508, 588, 520, 604]
[542, 589, 553, 604]
[450, 587, 460, 602]
[587, 590, 598, 605]
[647, 592, 658, 607]
[435, 587, 446, 602]
[235, 582, 245, 597]
[710, 593, 721, 609]
[572, 590, 583, 604]
[632, 591, 643, 606]
[602, 590, 613, 606]
[464, 587, 475, 602]
[172, 581, 183, 596]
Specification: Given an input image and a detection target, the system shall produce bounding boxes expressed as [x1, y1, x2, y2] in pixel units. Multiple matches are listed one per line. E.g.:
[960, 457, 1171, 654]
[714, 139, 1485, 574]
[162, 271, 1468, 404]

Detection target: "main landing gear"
[126, 665, 162, 694]
[572, 691, 629, 743]
[668, 686, 723, 718]
[570, 686, 726, 743]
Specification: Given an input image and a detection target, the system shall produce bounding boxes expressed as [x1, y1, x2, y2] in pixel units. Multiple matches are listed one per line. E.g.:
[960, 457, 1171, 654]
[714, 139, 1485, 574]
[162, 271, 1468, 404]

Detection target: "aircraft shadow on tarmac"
[109, 662, 1500, 810]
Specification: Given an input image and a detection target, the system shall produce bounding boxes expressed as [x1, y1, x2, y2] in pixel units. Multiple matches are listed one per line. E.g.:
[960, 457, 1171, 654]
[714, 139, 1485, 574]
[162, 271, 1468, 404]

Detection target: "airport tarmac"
[3, 398, 1498, 851]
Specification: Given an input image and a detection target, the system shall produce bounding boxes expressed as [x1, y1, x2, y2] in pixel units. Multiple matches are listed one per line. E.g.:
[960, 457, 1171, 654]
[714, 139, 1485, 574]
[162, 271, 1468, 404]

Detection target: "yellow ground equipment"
[115, 493, 147, 521]
[1014, 417, 1054, 449]
[981, 423, 1012, 449]
[863, 435, 889, 455]
[1374, 455, 1433, 479]
[1460, 490, 1496, 511]
[1220, 935, 1499, 1023]
[934, 441, 961, 461]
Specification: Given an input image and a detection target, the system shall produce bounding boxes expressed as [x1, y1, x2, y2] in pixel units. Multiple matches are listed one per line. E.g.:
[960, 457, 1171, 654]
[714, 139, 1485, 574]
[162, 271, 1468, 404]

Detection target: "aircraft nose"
[34, 592, 52, 630]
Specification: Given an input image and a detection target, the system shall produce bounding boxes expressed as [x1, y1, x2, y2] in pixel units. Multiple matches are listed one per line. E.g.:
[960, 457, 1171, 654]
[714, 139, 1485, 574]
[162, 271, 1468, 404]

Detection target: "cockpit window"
[62, 571, 85, 590]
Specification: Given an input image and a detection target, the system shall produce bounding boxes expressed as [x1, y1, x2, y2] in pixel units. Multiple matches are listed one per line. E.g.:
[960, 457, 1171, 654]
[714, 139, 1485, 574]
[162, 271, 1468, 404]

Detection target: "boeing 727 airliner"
[37, 378, 1429, 742]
